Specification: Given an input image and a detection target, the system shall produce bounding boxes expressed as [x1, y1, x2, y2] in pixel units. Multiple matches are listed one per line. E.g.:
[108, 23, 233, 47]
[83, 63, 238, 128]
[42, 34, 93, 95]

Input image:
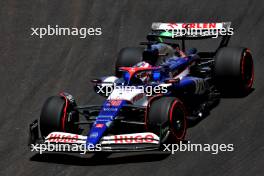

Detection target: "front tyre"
[146, 97, 187, 143]
[39, 95, 79, 137]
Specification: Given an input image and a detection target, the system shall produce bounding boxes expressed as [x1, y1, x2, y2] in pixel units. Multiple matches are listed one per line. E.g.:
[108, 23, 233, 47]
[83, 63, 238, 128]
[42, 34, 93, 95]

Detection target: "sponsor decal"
[165, 23, 218, 29]
[193, 78, 207, 94]
[114, 134, 154, 144]
[95, 123, 104, 128]
[46, 133, 78, 143]
[89, 132, 98, 138]
[167, 23, 178, 29]
[103, 107, 118, 111]
[182, 23, 217, 29]
[160, 125, 169, 139]
[106, 100, 122, 106]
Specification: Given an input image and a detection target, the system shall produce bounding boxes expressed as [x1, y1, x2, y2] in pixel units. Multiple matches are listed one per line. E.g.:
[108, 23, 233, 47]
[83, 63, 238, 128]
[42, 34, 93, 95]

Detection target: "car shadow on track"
[30, 152, 170, 166]
[187, 99, 220, 128]
[187, 88, 255, 128]
[220, 88, 255, 98]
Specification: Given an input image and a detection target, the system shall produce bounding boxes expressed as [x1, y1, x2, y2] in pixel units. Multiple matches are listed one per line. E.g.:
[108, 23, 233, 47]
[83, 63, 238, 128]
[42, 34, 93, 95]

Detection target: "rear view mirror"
[91, 79, 102, 84]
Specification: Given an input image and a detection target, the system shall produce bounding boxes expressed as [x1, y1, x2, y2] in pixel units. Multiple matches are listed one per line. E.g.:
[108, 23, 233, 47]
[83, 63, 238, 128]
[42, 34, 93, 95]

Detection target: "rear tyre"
[214, 47, 254, 95]
[115, 47, 143, 76]
[39, 96, 79, 137]
[146, 97, 187, 143]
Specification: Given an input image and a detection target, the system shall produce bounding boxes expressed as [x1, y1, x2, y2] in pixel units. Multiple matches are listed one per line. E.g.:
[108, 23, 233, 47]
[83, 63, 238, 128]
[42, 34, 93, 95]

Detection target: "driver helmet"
[134, 61, 151, 83]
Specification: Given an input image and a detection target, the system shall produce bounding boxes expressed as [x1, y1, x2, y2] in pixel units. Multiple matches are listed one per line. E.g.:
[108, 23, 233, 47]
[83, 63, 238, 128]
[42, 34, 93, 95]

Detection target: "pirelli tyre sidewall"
[146, 97, 187, 144]
[115, 47, 144, 77]
[39, 95, 79, 137]
[214, 47, 254, 94]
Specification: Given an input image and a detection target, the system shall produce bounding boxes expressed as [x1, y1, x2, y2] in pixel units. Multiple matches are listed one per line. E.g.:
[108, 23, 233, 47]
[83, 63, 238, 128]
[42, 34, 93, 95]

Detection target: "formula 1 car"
[29, 22, 254, 153]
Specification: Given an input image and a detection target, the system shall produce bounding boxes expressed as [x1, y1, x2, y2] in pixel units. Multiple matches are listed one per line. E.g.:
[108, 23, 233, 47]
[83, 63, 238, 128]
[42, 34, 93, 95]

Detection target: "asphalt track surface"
[1, 0, 264, 175]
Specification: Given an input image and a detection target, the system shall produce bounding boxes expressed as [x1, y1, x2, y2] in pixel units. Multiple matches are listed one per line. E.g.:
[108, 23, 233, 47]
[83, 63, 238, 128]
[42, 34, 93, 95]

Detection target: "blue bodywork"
[86, 100, 126, 147]
[86, 44, 205, 147]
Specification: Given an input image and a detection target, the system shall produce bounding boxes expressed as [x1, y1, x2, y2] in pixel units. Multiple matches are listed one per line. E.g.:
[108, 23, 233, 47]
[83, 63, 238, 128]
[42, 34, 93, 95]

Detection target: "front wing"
[29, 121, 161, 153]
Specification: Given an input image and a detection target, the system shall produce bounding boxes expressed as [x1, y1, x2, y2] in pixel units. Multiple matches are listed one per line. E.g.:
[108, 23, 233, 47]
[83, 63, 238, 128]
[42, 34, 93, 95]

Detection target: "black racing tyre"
[146, 97, 187, 143]
[214, 47, 254, 94]
[115, 47, 143, 76]
[39, 96, 79, 137]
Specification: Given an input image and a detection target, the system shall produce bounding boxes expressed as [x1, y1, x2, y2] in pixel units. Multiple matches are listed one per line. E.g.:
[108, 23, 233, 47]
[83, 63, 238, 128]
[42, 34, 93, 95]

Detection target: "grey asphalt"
[0, 0, 264, 175]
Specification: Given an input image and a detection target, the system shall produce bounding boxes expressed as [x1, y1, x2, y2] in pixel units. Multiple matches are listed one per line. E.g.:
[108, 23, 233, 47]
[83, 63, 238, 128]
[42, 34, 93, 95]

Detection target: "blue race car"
[29, 22, 254, 153]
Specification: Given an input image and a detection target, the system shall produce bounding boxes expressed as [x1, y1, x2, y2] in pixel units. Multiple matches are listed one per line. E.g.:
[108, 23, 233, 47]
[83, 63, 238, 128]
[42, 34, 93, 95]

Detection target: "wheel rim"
[169, 100, 186, 140]
[241, 50, 254, 89]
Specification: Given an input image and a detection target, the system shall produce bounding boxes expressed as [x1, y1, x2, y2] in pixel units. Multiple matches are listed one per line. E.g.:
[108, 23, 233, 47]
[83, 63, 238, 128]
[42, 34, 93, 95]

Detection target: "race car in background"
[29, 22, 254, 153]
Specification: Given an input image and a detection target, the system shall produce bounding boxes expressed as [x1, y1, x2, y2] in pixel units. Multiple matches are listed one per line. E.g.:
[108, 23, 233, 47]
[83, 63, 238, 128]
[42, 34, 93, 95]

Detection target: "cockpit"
[119, 62, 162, 86]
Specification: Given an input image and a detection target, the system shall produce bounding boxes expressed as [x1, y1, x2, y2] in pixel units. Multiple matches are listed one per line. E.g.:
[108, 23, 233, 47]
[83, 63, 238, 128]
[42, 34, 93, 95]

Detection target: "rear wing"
[147, 22, 233, 52]
[150, 22, 233, 39]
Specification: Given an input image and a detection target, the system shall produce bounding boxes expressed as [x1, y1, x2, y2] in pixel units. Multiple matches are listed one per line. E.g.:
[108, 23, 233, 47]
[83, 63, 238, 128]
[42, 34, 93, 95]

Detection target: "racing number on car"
[194, 79, 206, 94]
